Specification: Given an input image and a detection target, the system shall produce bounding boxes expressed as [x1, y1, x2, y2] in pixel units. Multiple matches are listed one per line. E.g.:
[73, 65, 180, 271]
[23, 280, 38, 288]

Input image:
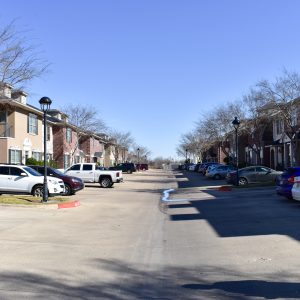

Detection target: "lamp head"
[232, 117, 240, 130]
[39, 97, 52, 112]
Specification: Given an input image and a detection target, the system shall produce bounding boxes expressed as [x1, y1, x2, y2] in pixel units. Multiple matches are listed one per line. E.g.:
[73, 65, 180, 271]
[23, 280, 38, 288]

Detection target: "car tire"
[127, 169, 132, 174]
[32, 185, 44, 197]
[238, 177, 248, 185]
[64, 183, 72, 196]
[214, 174, 221, 180]
[100, 177, 113, 188]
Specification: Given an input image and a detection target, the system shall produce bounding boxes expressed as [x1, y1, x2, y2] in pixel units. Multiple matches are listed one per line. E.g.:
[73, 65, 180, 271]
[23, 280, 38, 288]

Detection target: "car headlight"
[71, 178, 81, 183]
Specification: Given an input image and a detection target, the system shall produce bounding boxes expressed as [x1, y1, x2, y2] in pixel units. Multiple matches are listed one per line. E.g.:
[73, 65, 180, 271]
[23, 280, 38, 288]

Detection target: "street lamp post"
[39, 97, 52, 202]
[232, 116, 240, 186]
[137, 147, 140, 171]
[185, 148, 188, 163]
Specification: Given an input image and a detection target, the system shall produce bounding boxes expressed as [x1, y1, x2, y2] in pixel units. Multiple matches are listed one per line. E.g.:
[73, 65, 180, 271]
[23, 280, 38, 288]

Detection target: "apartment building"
[0, 83, 53, 164]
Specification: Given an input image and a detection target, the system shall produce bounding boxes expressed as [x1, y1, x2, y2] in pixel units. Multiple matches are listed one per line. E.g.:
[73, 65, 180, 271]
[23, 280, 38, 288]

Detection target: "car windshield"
[50, 168, 64, 175]
[23, 166, 42, 176]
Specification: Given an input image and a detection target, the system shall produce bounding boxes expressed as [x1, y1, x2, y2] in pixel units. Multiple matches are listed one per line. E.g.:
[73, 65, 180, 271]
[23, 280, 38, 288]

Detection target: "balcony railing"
[0, 124, 14, 137]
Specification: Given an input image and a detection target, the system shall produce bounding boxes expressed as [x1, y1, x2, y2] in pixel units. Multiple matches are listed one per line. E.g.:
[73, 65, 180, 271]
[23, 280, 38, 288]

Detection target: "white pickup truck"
[64, 163, 123, 188]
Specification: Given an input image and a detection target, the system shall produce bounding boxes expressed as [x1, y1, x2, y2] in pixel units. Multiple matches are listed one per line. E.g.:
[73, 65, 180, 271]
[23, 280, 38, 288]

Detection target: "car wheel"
[100, 177, 113, 188]
[32, 185, 44, 197]
[127, 169, 132, 174]
[64, 184, 72, 196]
[214, 174, 221, 180]
[238, 177, 248, 185]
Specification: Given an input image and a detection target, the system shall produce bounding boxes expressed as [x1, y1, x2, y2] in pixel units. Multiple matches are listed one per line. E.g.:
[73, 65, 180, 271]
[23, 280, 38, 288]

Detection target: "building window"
[32, 151, 42, 161]
[75, 155, 80, 163]
[9, 149, 22, 164]
[0, 111, 6, 123]
[291, 108, 298, 126]
[64, 154, 70, 169]
[28, 113, 38, 134]
[66, 128, 72, 143]
[275, 119, 283, 135]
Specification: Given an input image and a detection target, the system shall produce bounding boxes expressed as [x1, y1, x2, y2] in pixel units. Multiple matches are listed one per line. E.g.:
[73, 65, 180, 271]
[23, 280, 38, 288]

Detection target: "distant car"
[226, 166, 282, 185]
[188, 164, 196, 171]
[28, 165, 84, 196]
[137, 164, 149, 171]
[292, 176, 300, 201]
[206, 165, 236, 179]
[200, 162, 220, 175]
[109, 163, 136, 174]
[276, 167, 300, 199]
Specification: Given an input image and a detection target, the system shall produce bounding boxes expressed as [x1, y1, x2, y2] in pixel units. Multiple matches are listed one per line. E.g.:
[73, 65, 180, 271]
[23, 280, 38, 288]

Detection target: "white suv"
[0, 165, 65, 196]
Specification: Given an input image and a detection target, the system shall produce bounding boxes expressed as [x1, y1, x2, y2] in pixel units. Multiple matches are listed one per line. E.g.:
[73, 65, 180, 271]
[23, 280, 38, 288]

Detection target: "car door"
[256, 166, 272, 183]
[81, 164, 94, 182]
[7, 167, 29, 192]
[240, 167, 256, 183]
[0, 166, 10, 191]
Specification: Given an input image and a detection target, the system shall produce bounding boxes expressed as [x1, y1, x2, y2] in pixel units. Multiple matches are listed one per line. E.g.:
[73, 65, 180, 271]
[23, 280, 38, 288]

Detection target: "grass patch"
[0, 195, 69, 205]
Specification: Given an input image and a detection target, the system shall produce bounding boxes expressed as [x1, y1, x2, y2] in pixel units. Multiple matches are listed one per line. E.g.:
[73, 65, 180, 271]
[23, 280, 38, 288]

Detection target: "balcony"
[0, 124, 14, 138]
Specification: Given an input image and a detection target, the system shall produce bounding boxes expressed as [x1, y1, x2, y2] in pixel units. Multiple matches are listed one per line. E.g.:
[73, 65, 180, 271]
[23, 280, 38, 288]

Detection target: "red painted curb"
[218, 186, 232, 192]
[58, 201, 81, 209]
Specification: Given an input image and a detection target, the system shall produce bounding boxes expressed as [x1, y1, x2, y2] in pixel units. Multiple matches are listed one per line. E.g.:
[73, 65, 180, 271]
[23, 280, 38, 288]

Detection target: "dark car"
[137, 163, 148, 171]
[226, 166, 282, 185]
[276, 167, 300, 199]
[28, 165, 84, 196]
[109, 163, 136, 174]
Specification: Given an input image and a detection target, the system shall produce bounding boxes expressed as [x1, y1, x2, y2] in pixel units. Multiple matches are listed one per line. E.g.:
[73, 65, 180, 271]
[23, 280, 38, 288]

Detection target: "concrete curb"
[58, 201, 81, 209]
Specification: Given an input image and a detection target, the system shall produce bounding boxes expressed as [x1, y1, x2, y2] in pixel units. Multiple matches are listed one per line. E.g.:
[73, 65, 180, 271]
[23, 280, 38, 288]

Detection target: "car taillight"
[116, 172, 120, 177]
[288, 176, 295, 183]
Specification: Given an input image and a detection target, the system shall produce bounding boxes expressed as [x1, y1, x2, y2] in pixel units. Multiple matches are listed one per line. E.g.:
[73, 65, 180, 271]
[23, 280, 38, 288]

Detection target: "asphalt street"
[0, 169, 300, 299]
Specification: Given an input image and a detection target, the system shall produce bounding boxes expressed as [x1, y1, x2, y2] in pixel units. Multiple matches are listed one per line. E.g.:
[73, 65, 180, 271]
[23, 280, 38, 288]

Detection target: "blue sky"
[1, 0, 300, 159]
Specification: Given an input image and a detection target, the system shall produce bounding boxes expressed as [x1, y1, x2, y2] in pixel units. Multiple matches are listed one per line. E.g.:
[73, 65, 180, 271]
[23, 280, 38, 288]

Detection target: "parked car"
[292, 176, 300, 201]
[109, 163, 136, 174]
[276, 167, 300, 199]
[194, 163, 202, 172]
[226, 166, 282, 185]
[206, 165, 236, 179]
[188, 164, 196, 171]
[205, 164, 223, 176]
[0, 164, 64, 196]
[136, 163, 149, 171]
[28, 165, 84, 196]
[65, 163, 123, 188]
[200, 162, 220, 175]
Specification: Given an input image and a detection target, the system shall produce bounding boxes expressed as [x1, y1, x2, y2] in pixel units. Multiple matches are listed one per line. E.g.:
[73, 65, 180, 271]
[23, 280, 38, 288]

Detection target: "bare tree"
[196, 101, 245, 159]
[127, 145, 151, 164]
[255, 69, 300, 165]
[0, 20, 49, 88]
[242, 87, 272, 164]
[61, 104, 107, 164]
[177, 130, 208, 162]
[109, 130, 135, 164]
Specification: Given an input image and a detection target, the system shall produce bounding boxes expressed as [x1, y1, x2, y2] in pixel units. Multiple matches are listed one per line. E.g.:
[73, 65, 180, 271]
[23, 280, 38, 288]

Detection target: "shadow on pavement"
[182, 280, 300, 299]
[174, 171, 226, 189]
[1, 259, 299, 299]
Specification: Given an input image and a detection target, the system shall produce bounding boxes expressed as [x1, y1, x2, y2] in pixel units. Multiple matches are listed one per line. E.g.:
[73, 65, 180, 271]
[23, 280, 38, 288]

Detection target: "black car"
[109, 163, 136, 174]
[28, 165, 84, 196]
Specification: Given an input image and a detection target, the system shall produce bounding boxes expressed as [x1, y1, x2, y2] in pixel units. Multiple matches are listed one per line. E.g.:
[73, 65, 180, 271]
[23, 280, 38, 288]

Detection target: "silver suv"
[0, 165, 65, 196]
